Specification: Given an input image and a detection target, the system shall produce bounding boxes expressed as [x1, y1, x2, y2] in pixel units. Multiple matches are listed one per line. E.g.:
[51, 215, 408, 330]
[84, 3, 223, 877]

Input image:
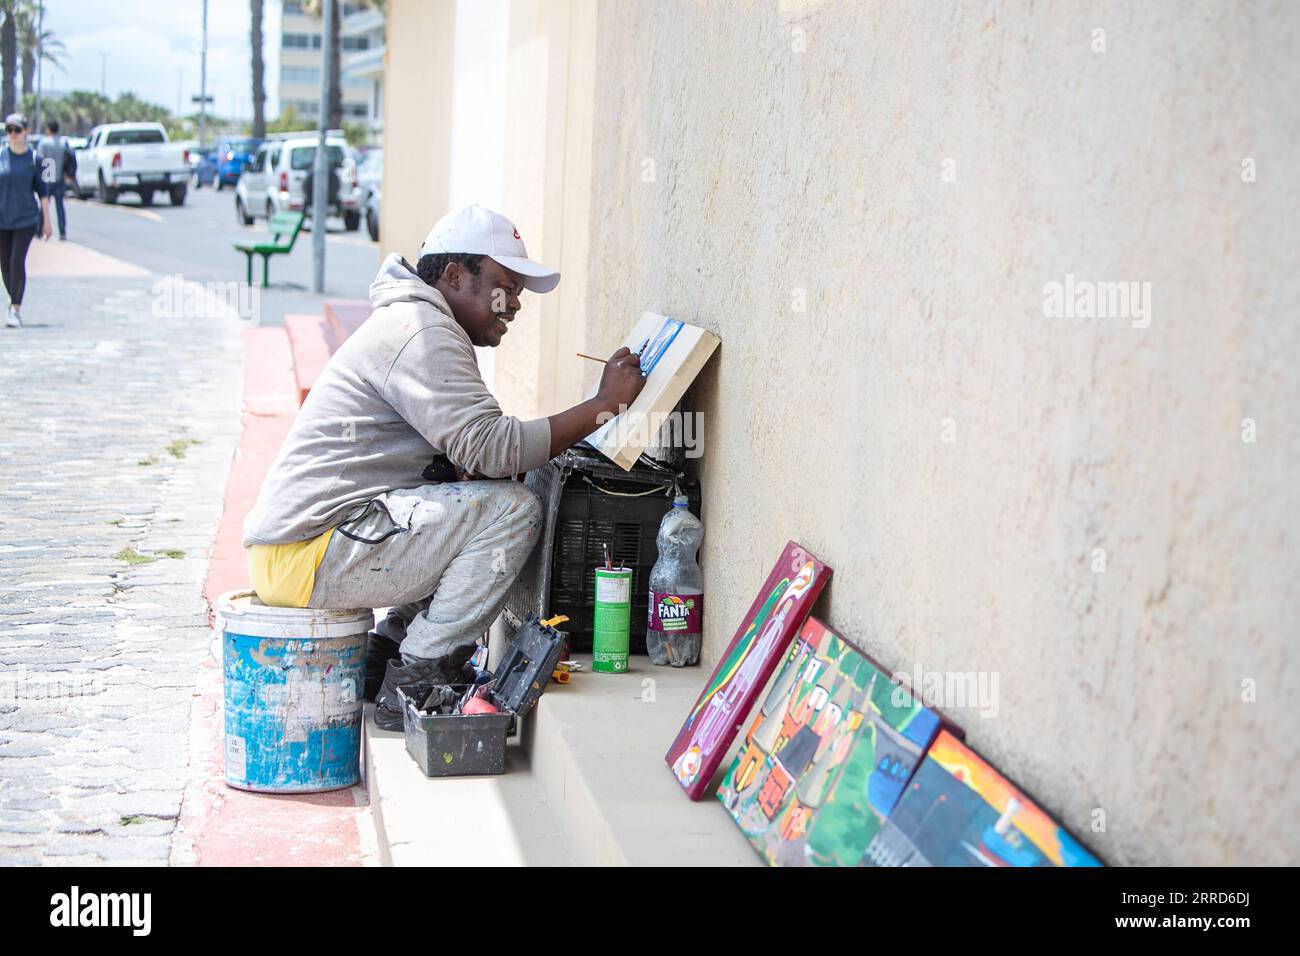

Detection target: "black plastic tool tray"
[401, 614, 566, 778]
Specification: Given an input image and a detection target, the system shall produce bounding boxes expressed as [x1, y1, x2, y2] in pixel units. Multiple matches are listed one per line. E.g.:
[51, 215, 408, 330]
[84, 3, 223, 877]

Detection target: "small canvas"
[585, 312, 720, 470]
[717, 617, 940, 866]
[665, 541, 830, 800]
[864, 730, 1102, 867]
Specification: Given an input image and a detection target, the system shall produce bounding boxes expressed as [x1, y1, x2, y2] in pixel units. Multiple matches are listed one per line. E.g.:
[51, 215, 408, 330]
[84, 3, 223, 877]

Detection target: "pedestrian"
[36, 119, 72, 241]
[242, 205, 646, 729]
[0, 113, 52, 329]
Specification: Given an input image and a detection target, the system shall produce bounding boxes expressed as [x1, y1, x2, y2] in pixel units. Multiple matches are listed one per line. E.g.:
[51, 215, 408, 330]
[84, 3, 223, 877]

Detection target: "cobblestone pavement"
[0, 271, 243, 864]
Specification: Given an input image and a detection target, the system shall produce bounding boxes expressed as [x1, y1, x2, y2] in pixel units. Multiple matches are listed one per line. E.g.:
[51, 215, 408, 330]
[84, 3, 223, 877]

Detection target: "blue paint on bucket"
[218, 591, 372, 793]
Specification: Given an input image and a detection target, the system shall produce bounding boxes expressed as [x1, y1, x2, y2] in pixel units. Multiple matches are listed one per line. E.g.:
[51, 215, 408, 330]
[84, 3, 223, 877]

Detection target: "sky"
[39, 0, 285, 121]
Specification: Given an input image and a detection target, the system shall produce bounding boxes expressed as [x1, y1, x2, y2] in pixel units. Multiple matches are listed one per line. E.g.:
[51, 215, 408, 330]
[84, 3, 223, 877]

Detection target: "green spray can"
[592, 567, 632, 673]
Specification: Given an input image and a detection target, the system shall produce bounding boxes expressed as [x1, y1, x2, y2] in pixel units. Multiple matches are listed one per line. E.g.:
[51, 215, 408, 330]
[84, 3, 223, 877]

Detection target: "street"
[57, 181, 381, 327]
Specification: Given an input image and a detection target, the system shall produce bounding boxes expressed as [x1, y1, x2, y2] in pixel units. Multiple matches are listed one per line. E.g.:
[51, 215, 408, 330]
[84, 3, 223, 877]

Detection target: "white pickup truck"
[74, 122, 191, 206]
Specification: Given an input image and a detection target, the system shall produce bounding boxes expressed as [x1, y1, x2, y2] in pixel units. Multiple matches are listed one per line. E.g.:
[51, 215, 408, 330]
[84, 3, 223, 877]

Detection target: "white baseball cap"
[418, 204, 560, 294]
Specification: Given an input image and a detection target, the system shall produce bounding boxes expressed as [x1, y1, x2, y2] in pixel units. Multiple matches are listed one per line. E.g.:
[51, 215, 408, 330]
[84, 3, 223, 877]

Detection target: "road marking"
[327, 234, 378, 248]
[72, 199, 163, 223]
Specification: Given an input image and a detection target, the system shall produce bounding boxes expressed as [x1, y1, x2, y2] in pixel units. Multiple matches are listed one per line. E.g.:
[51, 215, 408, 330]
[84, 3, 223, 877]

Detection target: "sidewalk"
[0, 242, 241, 863]
[0, 241, 373, 865]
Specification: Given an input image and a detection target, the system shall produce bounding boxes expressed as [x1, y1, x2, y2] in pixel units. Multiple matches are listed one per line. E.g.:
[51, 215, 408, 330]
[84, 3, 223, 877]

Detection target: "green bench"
[235, 212, 305, 288]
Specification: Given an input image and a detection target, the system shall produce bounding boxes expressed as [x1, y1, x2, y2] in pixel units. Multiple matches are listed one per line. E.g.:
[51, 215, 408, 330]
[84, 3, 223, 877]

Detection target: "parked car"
[365, 180, 380, 241]
[74, 122, 190, 206]
[234, 133, 361, 230]
[356, 147, 382, 208]
[196, 137, 261, 190]
[192, 148, 218, 188]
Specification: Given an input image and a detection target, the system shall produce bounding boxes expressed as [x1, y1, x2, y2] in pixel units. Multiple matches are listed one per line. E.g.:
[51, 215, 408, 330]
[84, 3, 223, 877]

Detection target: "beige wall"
[383, 0, 1297, 865]
[379, 0, 456, 265]
[579, 1, 1299, 865]
[382, 0, 594, 416]
[494, 0, 598, 418]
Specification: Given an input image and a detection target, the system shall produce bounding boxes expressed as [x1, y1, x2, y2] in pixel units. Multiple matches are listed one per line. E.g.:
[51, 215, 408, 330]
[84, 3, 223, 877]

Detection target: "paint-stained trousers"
[307, 480, 543, 663]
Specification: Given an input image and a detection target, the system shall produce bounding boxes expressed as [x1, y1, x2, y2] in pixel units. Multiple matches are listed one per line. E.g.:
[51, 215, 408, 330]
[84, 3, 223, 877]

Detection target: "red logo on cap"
[513, 228, 521, 240]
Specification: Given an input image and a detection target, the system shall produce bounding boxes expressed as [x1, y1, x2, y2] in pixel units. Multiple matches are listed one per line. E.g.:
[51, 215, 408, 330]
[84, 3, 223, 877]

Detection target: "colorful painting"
[864, 730, 1102, 867]
[665, 541, 830, 800]
[716, 617, 940, 866]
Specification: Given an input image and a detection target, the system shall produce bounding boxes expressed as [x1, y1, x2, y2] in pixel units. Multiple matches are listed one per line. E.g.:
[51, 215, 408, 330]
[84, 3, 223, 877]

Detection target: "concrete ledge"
[362, 655, 759, 866]
[284, 313, 334, 405]
[524, 655, 759, 866]
[362, 705, 574, 866]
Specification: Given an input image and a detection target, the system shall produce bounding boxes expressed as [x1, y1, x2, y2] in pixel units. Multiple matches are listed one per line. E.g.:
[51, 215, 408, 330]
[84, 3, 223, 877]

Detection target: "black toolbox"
[401, 614, 567, 777]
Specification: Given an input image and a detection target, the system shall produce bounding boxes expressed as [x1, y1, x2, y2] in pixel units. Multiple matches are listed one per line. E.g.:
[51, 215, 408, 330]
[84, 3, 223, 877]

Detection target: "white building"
[278, 0, 385, 140]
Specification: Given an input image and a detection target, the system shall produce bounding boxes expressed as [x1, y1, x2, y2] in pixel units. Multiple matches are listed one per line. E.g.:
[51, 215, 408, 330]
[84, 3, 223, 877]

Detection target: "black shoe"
[363, 630, 402, 702]
[372, 646, 477, 732]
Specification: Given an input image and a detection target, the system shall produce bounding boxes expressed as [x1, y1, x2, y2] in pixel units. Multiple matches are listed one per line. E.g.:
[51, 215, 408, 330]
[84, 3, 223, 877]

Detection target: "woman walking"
[0, 113, 52, 329]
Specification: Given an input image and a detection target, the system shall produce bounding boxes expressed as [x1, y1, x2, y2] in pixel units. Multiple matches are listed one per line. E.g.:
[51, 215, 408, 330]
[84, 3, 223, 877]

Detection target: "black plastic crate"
[503, 445, 700, 654]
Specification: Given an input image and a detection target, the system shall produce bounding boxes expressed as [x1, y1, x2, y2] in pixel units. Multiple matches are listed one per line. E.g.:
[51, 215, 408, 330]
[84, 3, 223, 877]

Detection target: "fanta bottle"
[647, 495, 704, 666]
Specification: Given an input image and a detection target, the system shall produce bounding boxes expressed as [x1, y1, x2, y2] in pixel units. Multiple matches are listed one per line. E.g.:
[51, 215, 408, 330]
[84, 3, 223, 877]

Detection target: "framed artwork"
[584, 312, 720, 470]
[666, 541, 830, 800]
[717, 617, 941, 866]
[864, 730, 1102, 867]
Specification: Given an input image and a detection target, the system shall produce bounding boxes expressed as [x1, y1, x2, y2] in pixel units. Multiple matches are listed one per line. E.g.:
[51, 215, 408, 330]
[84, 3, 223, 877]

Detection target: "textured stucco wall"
[380, 0, 455, 265]
[582, 1, 1299, 865]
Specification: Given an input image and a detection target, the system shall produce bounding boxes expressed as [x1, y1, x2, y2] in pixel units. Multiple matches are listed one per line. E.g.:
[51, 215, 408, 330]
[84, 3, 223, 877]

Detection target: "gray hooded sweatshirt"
[242, 253, 552, 546]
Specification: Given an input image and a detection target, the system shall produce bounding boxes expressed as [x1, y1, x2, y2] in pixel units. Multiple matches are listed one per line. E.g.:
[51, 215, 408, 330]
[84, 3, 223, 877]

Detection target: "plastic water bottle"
[647, 495, 704, 667]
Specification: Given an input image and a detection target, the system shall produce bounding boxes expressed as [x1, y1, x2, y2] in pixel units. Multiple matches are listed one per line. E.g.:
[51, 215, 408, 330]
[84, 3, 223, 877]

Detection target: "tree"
[1, 0, 18, 117]
[18, 2, 66, 98]
[327, 0, 340, 130]
[264, 104, 313, 136]
[303, 0, 343, 131]
[20, 89, 176, 137]
[250, 0, 265, 138]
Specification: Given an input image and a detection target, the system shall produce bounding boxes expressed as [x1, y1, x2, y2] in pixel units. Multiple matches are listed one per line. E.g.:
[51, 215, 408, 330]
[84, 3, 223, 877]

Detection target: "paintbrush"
[577, 337, 651, 366]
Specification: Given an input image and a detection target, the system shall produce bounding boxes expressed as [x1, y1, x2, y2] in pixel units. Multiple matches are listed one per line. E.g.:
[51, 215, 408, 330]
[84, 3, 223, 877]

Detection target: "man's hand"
[544, 345, 647, 459]
[595, 346, 645, 410]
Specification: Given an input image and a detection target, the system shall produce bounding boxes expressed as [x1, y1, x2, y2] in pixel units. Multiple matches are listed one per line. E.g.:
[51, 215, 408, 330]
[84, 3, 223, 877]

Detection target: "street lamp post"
[312, 0, 333, 294]
[33, 1, 43, 133]
[198, 0, 209, 147]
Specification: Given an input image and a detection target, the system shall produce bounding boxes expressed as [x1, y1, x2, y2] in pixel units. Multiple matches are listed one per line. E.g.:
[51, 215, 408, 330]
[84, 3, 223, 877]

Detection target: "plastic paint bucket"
[593, 567, 632, 673]
[218, 590, 372, 792]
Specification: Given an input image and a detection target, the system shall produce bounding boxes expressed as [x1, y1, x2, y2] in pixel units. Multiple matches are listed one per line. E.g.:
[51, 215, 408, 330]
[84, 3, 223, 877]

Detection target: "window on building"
[341, 36, 371, 51]
[282, 67, 322, 85]
[283, 0, 305, 13]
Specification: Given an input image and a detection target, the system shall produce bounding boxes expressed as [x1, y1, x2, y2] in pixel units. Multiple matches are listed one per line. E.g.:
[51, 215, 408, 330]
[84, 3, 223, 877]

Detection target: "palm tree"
[18, 3, 66, 98]
[0, 0, 19, 117]
[250, 0, 265, 137]
[302, 0, 344, 131]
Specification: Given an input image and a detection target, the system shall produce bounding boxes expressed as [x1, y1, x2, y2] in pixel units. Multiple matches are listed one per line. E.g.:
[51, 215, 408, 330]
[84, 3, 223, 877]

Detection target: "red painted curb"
[179, 324, 371, 867]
